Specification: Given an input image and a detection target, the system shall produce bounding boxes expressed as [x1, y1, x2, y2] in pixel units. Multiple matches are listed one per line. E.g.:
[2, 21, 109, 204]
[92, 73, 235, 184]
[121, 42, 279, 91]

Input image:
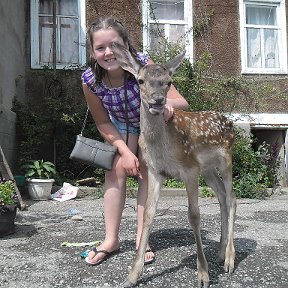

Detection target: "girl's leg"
[87, 134, 139, 264]
[136, 149, 155, 263]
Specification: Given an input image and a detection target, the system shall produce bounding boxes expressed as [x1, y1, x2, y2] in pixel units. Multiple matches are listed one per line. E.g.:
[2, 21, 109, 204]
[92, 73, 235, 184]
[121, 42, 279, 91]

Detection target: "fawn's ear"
[112, 42, 141, 77]
[165, 51, 186, 76]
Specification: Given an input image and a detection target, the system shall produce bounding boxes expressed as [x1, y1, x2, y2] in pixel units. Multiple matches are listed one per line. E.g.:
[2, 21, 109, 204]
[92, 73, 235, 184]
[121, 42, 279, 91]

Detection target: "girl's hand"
[121, 150, 142, 178]
[163, 104, 174, 122]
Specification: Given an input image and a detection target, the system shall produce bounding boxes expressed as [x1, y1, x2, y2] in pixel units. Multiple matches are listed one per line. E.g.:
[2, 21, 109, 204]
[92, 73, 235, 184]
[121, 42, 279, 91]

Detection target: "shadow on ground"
[123, 227, 257, 287]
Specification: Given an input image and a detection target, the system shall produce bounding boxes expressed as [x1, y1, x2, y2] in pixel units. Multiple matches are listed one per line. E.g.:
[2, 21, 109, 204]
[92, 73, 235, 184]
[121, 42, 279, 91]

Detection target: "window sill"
[241, 69, 288, 75]
[31, 64, 86, 70]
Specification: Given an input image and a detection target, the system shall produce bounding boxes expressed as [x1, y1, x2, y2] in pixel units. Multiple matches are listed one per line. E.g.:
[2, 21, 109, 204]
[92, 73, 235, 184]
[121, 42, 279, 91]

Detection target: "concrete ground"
[1, 188, 288, 288]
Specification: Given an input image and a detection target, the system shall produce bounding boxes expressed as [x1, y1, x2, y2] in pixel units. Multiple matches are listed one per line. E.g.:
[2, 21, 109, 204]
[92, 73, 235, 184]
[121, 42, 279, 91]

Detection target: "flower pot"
[14, 175, 26, 187]
[27, 178, 55, 200]
[0, 205, 17, 237]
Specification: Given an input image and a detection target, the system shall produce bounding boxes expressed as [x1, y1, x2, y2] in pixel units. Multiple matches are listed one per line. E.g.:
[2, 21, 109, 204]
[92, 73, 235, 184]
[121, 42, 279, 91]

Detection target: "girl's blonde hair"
[87, 17, 138, 81]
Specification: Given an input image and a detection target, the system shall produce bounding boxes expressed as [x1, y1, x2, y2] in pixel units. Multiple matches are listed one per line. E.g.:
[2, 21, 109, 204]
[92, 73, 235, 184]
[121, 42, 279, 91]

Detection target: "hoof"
[224, 261, 235, 274]
[197, 279, 210, 288]
[224, 265, 234, 274]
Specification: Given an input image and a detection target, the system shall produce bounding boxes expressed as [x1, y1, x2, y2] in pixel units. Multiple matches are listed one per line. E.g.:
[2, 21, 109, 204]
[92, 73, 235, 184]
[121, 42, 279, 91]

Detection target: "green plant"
[232, 128, 281, 199]
[193, 9, 215, 38]
[200, 186, 214, 198]
[94, 188, 104, 199]
[12, 96, 102, 184]
[163, 178, 185, 188]
[126, 177, 139, 188]
[0, 178, 18, 210]
[21, 160, 56, 179]
[11, 66, 101, 183]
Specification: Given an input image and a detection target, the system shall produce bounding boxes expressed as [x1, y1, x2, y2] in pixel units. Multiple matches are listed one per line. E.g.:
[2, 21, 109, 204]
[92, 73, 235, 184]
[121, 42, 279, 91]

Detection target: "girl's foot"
[136, 244, 155, 265]
[87, 241, 120, 265]
[144, 248, 155, 265]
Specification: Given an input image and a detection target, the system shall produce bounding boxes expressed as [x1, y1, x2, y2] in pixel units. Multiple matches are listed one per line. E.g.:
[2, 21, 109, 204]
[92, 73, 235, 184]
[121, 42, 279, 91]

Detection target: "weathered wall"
[18, 0, 287, 185]
[85, 0, 142, 50]
[193, 0, 241, 75]
[193, 0, 288, 113]
[24, 0, 288, 115]
[0, 0, 26, 172]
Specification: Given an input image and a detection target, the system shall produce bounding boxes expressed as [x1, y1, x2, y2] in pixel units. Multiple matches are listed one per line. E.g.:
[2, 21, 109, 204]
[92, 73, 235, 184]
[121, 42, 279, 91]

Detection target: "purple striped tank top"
[81, 52, 149, 128]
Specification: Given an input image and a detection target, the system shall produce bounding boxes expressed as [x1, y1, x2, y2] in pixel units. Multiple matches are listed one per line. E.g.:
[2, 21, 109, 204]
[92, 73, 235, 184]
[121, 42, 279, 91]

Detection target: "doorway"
[251, 128, 287, 186]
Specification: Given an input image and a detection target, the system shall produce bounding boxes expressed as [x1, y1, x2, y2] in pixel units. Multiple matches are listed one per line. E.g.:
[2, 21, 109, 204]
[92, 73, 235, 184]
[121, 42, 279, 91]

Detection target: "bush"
[232, 128, 281, 198]
[12, 73, 103, 185]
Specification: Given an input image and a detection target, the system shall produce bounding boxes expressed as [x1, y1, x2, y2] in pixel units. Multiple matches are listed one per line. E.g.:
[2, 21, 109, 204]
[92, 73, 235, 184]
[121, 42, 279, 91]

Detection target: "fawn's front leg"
[186, 174, 209, 288]
[122, 170, 162, 287]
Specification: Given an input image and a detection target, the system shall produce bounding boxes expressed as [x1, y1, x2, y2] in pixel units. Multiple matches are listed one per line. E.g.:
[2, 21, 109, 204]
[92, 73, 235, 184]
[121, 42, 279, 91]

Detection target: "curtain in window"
[246, 5, 279, 68]
[39, 0, 79, 65]
[149, 0, 185, 51]
[149, 0, 184, 20]
[170, 25, 185, 45]
[264, 29, 279, 68]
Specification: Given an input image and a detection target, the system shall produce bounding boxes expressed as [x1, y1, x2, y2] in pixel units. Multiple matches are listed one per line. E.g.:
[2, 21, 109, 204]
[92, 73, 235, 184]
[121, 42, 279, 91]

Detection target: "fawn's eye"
[138, 79, 144, 85]
[168, 81, 172, 87]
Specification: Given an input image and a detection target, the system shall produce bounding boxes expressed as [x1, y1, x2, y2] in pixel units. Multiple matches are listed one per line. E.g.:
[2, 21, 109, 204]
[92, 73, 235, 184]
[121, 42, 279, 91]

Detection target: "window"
[239, 0, 287, 74]
[30, 0, 86, 69]
[142, 0, 193, 60]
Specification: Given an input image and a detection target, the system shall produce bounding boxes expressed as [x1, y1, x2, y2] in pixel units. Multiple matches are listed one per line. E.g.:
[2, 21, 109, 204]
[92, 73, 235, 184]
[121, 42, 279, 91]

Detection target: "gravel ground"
[1, 188, 288, 288]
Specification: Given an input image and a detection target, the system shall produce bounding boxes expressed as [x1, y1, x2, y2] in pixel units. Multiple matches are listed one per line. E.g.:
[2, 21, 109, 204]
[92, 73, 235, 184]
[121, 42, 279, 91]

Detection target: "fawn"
[112, 42, 237, 288]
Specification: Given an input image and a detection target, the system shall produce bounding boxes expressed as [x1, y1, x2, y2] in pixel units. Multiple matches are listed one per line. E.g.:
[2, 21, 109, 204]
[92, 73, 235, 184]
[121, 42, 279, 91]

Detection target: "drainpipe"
[52, 0, 57, 165]
[52, 0, 56, 73]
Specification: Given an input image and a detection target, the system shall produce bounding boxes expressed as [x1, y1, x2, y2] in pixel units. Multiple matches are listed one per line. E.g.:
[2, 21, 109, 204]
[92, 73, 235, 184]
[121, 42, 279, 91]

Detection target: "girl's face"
[92, 28, 126, 72]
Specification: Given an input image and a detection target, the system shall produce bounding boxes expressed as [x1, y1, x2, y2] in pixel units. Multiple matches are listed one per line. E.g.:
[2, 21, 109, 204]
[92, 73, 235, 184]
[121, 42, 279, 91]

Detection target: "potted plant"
[22, 160, 56, 200]
[0, 177, 19, 237]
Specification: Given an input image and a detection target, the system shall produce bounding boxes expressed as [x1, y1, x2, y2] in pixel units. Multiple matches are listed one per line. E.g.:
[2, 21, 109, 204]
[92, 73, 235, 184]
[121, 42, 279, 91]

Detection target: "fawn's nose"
[152, 95, 165, 105]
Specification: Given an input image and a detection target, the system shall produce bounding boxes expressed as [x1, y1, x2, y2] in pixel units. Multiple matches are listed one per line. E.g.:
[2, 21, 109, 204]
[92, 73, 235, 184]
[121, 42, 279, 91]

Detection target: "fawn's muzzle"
[148, 96, 165, 114]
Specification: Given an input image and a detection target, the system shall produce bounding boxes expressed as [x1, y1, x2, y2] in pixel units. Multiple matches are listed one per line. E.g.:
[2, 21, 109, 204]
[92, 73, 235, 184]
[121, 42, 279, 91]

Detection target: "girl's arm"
[166, 84, 189, 109]
[164, 86, 189, 122]
[83, 84, 128, 153]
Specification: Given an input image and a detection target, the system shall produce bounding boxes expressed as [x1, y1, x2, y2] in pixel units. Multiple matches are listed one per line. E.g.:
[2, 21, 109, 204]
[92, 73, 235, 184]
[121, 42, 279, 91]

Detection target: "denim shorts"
[110, 116, 140, 135]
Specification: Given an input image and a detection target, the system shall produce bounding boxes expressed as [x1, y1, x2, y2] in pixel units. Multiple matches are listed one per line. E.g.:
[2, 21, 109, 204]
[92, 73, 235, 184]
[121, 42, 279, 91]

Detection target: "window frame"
[142, 0, 193, 61]
[30, 0, 86, 69]
[239, 0, 287, 74]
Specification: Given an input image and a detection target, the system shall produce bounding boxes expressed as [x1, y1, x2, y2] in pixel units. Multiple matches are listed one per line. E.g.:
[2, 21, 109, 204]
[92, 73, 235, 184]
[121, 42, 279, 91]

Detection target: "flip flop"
[144, 249, 155, 265]
[85, 247, 120, 266]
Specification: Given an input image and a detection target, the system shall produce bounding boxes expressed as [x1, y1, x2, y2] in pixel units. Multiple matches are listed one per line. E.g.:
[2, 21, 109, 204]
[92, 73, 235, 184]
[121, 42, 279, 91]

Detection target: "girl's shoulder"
[136, 52, 149, 65]
[81, 67, 93, 81]
[81, 67, 97, 88]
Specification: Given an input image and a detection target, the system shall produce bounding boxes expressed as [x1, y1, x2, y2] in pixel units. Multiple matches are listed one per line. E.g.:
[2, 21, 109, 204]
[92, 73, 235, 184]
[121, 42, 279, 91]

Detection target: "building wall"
[193, 0, 241, 75]
[86, 0, 142, 51]
[193, 0, 288, 113]
[22, 0, 287, 185]
[25, 0, 143, 121]
[0, 0, 26, 173]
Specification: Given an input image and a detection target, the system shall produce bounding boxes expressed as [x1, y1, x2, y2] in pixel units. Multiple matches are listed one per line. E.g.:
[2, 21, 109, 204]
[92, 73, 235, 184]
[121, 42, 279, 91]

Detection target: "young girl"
[82, 17, 189, 266]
